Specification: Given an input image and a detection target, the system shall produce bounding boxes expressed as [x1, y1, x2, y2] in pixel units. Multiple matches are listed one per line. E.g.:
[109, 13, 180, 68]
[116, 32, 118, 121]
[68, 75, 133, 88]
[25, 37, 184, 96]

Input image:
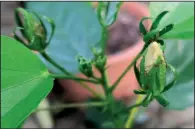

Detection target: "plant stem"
[110, 44, 148, 92]
[100, 27, 108, 54]
[50, 74, 100, 84]
[100, 68, 122, 127]
[127, 102, 143, 111]
[79, 81, 104, 99]
[41, 51, 103, 99]
[92, 75, 101, 81]
[40, 51, 71, 75]
[101, 69, 109, 96]
[35, 102, 106, 112]
[124, 95, 144, 128]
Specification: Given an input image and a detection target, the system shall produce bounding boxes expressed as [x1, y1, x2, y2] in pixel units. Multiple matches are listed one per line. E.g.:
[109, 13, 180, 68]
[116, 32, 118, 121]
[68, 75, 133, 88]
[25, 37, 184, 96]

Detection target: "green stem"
[92, 75, 101, 81]
[35, 102, 106, 112]
[79, 81, 104, 99]
[50, 74, 100, 84]
[110, 44, 148, 92]
[127, 103, 143, 111]
[41, 51, 103, 99]
[40, 51, 71, 75]
[101, 69, 109, 96]
[100, 68, 122, 127]
[101, 27, 108, 54]
[124, 95, 144, 128]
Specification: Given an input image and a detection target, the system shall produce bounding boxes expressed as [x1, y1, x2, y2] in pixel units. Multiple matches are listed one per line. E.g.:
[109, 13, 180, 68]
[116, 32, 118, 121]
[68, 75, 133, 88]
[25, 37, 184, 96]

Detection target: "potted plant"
[58, 2, 150, 103]
[1, 1, 193, 128]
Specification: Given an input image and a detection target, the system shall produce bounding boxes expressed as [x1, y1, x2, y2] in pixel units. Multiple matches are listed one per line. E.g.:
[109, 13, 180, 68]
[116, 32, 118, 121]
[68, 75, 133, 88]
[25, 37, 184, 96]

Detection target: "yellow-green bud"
[144, 41, 165, 73]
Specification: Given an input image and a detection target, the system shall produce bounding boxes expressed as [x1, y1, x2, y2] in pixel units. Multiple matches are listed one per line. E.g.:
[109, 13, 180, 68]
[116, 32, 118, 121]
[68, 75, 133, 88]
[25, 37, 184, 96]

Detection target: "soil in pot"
[48, 10, 141, 128]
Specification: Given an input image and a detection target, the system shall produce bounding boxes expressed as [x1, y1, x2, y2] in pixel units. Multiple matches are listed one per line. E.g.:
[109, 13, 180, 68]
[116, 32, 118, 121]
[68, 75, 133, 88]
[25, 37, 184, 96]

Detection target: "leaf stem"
[40, 51, 103, 99]
[110, 44, 148, 92]
[127, 102, 143, 111]
[124, 95, 144, 128]
[101, 27, 108, 54]
[50, 74, 100, 84]
[35, 102, 106, 112]
[101, 69, 110, 96]
[99, 68, 122, 127]
[40, 51, 71, 75]
[80, 81, 105, 99]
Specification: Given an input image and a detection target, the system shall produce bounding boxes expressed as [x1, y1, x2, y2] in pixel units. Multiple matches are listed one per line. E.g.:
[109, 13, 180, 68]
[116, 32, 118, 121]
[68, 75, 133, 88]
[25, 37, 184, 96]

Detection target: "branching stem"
[40, 51, 71, 75]
[110, 44, 148, 92]
[35, 102, 106, 112]
[40, 51, 103, 99]
[50, 74, 100, 84]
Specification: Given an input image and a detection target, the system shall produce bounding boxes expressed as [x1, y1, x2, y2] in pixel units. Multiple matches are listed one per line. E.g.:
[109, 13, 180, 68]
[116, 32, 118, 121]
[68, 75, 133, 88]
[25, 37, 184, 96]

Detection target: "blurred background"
[1, 1, 194, 128]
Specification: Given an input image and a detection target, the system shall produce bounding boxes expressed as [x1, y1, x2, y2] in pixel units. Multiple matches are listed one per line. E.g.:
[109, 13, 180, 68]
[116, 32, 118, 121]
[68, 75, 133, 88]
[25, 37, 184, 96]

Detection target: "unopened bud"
[92, 48, 107, 71]
[14, 8, 54, 52]
[144, 41, 165, 73]
[77, 56, 93, 77]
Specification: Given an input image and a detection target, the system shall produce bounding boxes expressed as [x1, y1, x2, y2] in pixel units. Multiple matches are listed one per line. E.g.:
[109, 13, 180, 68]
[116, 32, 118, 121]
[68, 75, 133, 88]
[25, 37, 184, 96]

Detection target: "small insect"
[133, 11, 178, 107]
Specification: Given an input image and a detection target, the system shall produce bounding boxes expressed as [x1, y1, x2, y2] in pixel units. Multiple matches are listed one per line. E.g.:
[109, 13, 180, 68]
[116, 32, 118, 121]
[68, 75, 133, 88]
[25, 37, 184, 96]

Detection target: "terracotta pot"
[58, 2, 150, 103]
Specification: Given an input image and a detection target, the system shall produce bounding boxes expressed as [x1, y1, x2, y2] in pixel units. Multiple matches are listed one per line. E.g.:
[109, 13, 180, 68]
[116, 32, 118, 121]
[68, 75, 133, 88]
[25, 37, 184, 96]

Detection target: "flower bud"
[14, 8, 54, 52]
[144, 41, 165, 73]
[142, 41, 167, 100]
[94, 56, 107, 71]
[77, 56, 93, 77]
[92, 49, 107, 71]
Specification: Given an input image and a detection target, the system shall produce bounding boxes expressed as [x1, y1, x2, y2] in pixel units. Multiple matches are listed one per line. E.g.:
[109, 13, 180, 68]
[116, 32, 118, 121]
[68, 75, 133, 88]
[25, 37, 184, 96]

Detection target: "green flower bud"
[143, 42, 167, 96]
[77, 56, 93, 77]
[144, 41, 165, 73]
[94, 56, 107, 71]
[134, 41, 173, 107]
[92, 48, 107, 71]
[13, 8, 55, 52]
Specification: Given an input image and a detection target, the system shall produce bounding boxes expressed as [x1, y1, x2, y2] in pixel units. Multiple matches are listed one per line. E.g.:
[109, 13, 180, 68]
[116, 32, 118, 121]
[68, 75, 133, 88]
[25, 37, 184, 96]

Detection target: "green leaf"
[1, 36, 53, 128]
[139, 17, 152, 35]
[97, 2, 123, 26]
[164, 39, 194, 110]
[104, 2, 123, 26]
[150, 11, 169, 31]
[25, 2, 102, 74]
[149, 2, 194, 39]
